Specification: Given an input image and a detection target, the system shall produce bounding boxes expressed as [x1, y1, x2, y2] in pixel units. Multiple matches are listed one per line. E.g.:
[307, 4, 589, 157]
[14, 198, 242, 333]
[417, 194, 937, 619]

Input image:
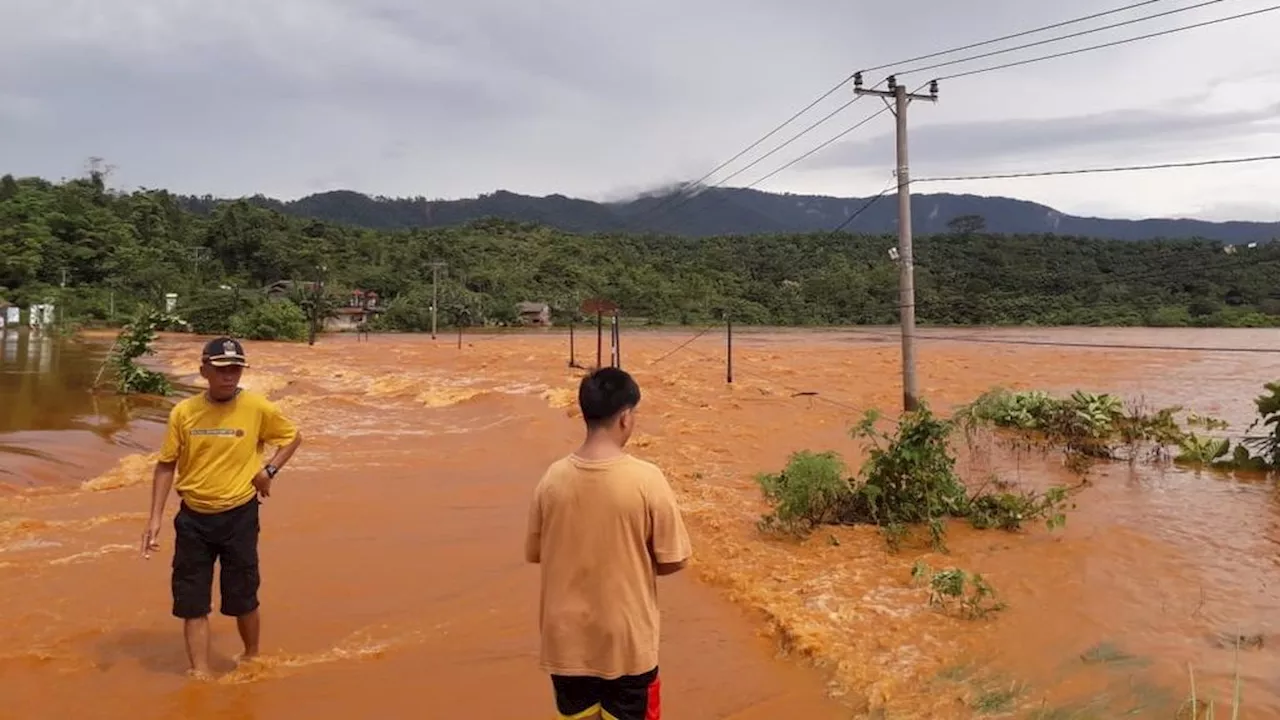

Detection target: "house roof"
[516, 302, 549, 313]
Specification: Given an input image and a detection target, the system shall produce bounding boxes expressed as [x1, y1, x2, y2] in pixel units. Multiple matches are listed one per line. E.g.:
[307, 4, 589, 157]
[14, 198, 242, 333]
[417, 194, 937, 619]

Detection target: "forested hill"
[4, 172, 1280, 332]
[179, 186, 1280, 244]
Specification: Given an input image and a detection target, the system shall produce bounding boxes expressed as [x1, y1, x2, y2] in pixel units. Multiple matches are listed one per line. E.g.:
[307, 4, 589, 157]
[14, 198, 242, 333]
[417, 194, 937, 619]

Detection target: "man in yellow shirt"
[140, 337, 302, 678]
[525, 367, 692, 720]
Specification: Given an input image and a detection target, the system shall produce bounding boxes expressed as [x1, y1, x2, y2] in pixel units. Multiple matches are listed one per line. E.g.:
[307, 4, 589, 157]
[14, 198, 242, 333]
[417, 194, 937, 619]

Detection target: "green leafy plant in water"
[756, 403, 1075, 552]
[967, 485, 1072, 532]
[756, 450, 850, 535]
[954, 386, 1258, 473]
[1243, 381, 1280, 468]
[846, 405, 968, 551]
[912, 561, 1006, 620]
[111, 307, 173, 396]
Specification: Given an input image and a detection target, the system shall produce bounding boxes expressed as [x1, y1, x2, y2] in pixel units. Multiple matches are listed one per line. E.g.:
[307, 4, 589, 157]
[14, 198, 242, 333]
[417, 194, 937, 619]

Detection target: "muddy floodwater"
[2, 326, 1278, 718]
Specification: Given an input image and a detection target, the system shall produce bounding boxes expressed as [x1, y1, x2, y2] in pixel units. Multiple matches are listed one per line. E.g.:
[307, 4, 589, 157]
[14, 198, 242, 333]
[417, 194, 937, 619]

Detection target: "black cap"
[201, 337, 249, 367]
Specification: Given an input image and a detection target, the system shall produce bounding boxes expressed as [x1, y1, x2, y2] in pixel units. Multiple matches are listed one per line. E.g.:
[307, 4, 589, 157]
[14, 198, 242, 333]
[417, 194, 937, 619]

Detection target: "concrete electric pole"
[428, 261, 447, 340]
[854, 73, 938, 412]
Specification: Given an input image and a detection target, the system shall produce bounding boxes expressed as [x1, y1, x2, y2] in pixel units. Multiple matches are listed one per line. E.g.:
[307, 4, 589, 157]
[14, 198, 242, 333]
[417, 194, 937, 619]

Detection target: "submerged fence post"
[596, 311, 603, 369]
[612, 311, 621, 369]
[726, 315, 734, 384]
[568, 320, 576, 367]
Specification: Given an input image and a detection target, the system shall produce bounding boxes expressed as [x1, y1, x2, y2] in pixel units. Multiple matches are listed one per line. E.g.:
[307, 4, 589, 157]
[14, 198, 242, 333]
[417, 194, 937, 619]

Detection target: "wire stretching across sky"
[643, 96, 907, 223]
[885, 0, 1236, 77]
[933, 3, 1280, 80]
[639, 0, 1189, 219]
[913, 154, 1280, 183]
[839, 327, 1280, 354]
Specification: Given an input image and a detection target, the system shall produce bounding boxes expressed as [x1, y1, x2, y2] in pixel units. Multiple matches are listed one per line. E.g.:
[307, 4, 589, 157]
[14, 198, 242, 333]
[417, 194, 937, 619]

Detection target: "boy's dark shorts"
[551, 667, 660, 720]
[171, 497, 260, 619]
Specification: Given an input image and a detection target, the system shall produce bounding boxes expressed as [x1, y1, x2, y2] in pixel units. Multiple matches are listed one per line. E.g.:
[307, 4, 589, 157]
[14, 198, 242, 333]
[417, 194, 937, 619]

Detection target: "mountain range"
[187, 186, 1280, 244]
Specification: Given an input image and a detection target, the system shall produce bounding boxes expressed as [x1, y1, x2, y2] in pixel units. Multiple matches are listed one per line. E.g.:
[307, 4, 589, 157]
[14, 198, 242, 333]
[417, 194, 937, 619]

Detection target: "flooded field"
[1, 326, 1278, 718]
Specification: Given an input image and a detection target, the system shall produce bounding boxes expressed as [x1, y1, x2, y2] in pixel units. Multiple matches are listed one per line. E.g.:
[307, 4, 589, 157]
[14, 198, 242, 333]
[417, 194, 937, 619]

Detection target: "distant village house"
[262, 281, 382, 332]
[327, 289, 381, 332]
[516, 302, 552, 327]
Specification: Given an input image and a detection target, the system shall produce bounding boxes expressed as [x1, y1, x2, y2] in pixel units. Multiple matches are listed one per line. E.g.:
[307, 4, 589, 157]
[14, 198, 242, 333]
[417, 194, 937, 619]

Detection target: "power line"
[631, 0, 1187, 225]
[891, 0, 1233, 78]
[841, 326, 1280, 354]
[865, 0, 1184, 74]
[831, 183, 897, 233]
[708, 96, 866, 191]
[745, 103, 898, 189]
[937, 4, 1280, 81]
[915, 154, 1280, 183]
[642, 102, 899, 227]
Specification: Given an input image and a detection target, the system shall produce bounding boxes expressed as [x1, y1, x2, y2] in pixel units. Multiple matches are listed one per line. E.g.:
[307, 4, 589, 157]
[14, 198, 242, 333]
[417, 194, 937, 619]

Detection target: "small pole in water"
[726, 313, 733, 384]
[568, 320, 576, 367]
[596, 311, 603, 369]
[612, 311, 621, 369]
[457, 320, 463, 350]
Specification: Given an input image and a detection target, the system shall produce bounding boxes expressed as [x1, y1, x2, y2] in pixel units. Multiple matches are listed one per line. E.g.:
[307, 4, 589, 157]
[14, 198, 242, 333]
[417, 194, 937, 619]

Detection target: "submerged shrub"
[912, 561, 1006, 620]
[756, 403, 1075, 552]
[958, 384, 1280, 473]
[756, 451, 851, 534]
[112, 307, 173, 396]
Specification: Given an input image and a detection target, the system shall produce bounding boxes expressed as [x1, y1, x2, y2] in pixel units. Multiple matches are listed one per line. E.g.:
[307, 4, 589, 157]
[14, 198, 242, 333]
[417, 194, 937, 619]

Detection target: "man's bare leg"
[236, 608, 260, 661]
[183, 617, 212, 677]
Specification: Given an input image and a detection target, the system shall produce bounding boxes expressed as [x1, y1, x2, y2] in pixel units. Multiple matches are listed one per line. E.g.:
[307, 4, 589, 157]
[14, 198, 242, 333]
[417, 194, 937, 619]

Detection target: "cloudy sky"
[2, 0, 1279, 221]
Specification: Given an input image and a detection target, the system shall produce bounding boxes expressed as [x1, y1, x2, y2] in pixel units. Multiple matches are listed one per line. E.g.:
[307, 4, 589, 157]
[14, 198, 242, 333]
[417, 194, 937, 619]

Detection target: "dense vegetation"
[4, 171, 1280, 332]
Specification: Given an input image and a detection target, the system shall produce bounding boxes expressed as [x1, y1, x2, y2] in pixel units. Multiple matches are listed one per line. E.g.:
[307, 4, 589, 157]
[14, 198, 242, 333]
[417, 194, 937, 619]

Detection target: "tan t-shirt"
[525, 453, 692, 679]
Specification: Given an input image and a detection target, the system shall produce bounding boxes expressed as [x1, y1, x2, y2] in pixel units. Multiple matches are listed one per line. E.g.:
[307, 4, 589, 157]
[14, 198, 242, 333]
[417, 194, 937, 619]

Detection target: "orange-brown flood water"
[2, 326, 1278, 718]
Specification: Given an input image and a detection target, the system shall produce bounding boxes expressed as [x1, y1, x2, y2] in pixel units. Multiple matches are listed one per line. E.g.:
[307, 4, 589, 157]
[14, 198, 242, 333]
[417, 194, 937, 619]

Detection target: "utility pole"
[189, 247, 210, 287]
[429, 261, 447, 340]
[854, 73, 938, 412]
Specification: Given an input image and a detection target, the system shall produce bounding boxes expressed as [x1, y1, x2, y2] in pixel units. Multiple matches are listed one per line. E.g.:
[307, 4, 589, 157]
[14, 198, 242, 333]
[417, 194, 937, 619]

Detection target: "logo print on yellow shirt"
[191, 428, 246, 438]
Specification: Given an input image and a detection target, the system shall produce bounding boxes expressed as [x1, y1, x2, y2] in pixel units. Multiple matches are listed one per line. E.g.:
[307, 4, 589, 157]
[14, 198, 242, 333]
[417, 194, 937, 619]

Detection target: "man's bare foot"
[186, 668, 214, 682]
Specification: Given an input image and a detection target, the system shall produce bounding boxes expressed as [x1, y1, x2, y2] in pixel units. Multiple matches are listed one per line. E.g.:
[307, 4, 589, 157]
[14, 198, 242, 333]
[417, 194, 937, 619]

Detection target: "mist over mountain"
[179, 186, 1280, 244]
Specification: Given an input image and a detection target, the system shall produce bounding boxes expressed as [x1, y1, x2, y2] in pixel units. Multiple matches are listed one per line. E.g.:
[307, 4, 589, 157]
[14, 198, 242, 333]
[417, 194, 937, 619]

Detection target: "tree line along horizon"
[3, 170, 1279, 341]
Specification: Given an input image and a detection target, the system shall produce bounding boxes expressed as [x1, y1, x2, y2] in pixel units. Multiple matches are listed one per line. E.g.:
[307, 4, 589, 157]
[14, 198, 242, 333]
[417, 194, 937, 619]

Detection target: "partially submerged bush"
[756, 451, 851, 534]
[844, 406, 969, 550]
[959, 385, 1280, 473]
[912, 561, 1005, 620]
[756, 403, 1075, 551]
[1243, 381, 1280, 468]
[111, 307, 173, 396]
[956, 388, 1183, 463]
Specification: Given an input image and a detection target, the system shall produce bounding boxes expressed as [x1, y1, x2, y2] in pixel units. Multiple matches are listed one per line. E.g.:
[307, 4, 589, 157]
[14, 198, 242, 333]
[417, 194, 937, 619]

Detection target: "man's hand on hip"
[252, 470, 273, 499]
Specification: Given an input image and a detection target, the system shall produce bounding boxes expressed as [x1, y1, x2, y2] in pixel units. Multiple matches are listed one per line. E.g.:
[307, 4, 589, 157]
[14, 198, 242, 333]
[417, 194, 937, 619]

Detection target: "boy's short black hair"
[578, 367, 641, 429]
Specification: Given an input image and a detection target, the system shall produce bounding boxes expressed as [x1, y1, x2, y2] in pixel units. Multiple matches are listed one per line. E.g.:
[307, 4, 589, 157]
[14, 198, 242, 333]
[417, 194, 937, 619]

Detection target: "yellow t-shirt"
[525, 453, 692, 679]
[158, 390, 298, 514]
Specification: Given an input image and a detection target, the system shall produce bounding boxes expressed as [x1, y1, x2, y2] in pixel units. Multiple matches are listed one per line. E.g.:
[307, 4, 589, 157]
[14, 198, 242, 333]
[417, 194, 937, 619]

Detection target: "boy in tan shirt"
[525, 367, 692, 720]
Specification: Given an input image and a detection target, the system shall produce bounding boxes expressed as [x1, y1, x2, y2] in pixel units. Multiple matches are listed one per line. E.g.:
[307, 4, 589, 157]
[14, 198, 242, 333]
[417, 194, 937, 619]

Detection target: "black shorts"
[171, 497, 260, 619]
[551, 667, 660, 720]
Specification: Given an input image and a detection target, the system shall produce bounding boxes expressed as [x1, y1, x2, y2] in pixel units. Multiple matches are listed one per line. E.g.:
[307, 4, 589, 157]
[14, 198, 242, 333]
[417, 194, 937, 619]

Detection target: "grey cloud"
[800, 102, 1280, 175]
[1, 0, 1278, 218]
